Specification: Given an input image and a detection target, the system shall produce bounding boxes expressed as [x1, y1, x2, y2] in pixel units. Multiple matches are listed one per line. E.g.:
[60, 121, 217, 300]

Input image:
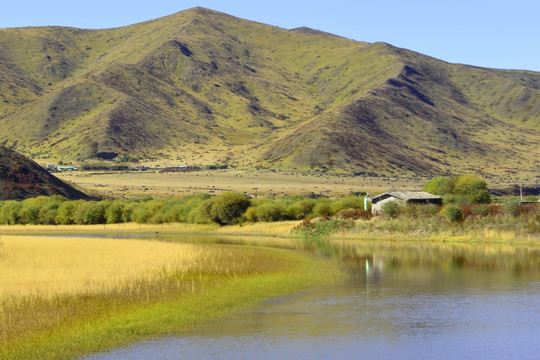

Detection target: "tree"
[423, 175, 491, 204]
[105, 200, 126, 224]
[209, 192, 251, 225]
[255, 202, 283, 222]
[56, 201, 76, 224]
[83, 202, 109, 224]
[0, 201, 22, 225]
[454, 175, 491, 204]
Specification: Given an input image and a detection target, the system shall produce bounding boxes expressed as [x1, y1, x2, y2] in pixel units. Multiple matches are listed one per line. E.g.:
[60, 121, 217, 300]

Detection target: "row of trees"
[0, 193, 371, 226]
[0, 175, 535, 226]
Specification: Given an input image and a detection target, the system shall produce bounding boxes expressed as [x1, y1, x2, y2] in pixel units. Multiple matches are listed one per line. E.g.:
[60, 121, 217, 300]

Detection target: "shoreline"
[0, 236, 343, 360]
[1, 219, 538, 246]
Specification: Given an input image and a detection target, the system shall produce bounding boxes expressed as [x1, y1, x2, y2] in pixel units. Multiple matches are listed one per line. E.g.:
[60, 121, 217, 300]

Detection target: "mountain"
[0, 7, 538, 177]
[0, 146, 92, 200]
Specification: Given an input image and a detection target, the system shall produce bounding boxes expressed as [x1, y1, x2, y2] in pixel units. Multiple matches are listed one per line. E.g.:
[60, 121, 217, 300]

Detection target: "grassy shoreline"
[1, 216, 538, 245]
[0, 234, 343, 360]
[1, 214, 537, 359]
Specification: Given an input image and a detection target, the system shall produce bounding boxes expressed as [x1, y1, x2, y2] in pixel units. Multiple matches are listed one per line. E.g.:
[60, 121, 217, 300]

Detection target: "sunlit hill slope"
[0, 7, 538, 177]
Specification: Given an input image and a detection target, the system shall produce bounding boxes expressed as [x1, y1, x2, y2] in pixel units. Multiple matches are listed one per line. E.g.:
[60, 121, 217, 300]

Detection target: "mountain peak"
[0, 10, 538, 178]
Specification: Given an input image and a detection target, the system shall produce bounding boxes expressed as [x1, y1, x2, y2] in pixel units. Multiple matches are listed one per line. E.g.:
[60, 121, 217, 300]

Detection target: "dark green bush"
[210, 192, 251, 225]
[83, 201, 109, 224]
[444, 204, 464, 223]
[285, 199, 315, 220]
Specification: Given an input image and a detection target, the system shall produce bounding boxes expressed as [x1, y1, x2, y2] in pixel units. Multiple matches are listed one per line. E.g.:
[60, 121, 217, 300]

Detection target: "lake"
[82, 240, 540, 360]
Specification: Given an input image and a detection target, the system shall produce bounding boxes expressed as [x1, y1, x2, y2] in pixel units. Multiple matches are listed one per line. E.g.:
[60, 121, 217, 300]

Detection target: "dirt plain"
[55, 170, 429, 199]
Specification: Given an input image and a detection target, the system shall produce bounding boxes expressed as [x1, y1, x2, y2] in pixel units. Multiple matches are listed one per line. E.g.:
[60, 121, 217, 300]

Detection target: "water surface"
[84, 241, 540, 360]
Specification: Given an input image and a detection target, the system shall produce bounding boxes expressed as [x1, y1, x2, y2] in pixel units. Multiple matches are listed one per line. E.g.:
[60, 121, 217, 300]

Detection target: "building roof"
[371, 191, 442, 204]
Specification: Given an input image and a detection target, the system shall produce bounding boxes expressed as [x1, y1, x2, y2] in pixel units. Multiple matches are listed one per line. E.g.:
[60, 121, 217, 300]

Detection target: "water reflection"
[83, 240, 540, 360]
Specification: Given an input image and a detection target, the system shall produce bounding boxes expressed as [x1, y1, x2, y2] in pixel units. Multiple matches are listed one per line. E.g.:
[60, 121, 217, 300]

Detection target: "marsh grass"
[0, 235, 342, 360]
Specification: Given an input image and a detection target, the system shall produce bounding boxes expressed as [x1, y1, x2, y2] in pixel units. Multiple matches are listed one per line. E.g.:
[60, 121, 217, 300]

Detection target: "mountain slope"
[0, 146, 93, 200]
[0, 7, 538, 177]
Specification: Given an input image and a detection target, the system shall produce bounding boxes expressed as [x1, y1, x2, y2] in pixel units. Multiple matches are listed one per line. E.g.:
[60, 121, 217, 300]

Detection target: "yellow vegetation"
[0, 234, 341, 359]
[0, 236, 205, 300]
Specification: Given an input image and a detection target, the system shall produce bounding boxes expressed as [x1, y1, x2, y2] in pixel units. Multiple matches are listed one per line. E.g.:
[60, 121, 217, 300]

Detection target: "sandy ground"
[56, 170, 427, 199]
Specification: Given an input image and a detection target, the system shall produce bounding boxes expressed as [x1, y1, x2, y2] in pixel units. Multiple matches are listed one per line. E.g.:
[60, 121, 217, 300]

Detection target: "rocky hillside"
[0, 7, 538, 177]
[0, 146, 92, 200]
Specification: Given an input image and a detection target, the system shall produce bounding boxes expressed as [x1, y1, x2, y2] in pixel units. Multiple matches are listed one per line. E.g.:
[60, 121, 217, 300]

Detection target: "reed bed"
[0, 222, 219, 235]
[0, 236, 206, 300]
[0, 235, 322, 359]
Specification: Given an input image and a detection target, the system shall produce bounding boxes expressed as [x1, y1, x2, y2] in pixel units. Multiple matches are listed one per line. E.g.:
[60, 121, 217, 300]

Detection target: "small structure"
[371, 191, 442, 215]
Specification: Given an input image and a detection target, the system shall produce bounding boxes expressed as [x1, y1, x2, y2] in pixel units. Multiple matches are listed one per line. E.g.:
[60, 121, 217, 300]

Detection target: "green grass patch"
[0, 245, 343, 360]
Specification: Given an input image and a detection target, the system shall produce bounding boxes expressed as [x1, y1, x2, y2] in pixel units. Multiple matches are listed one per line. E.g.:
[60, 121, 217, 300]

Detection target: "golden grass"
[214, 220, 300, 237]
[0, 234, 343, 360]
[0, 236, 206, 300]
[0, 222, 219, 235]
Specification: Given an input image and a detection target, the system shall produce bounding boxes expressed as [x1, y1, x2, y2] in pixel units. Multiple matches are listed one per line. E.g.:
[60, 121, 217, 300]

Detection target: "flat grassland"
[56, 170, 426, 198]
[0, 234, 342, 360]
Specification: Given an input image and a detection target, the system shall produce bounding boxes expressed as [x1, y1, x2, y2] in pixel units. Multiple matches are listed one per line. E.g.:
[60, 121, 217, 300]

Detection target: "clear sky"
[1, 0, 538, 72]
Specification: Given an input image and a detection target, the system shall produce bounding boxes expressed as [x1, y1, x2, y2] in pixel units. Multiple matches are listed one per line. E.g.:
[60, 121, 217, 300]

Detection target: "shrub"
[56, 201, 77, 224]
[488, 204, 501, 216]
[83, 202, 109, 224]
[71, 200, 93, 225]
[122, 201, 139, 222]
[424, 175, 491, 204]
[444, 204, 463, 223]
[38, 196, 67, 225]
[336, 208, 372, 220]
[105, 200, 127, 224]
[188, 198, 215, 224]
[146, 199, 167, 224]
[285, 199, 315, 220]
[442, 194, 469, 205]
[255, 202, 284, 222]
[19, 197, 49, 224]
[0, 201, 22, 225]
[244, 206, 258, 222]
[472, 204, 490, 217]
[313, 200, 333, 218]
[503, 202, 521, 217]
[131, 202, 151, 224]
[160, 200, 183, 223]
[210, 192, 251, 225]
[179, 194, 212, 222]
[330, 196, 363, 214]
[381, 201, 400, 218]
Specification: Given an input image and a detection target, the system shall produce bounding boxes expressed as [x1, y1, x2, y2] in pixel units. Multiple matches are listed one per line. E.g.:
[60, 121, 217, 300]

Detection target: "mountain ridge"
[0, 8, 538, 178]
[0, 146, 93, 200]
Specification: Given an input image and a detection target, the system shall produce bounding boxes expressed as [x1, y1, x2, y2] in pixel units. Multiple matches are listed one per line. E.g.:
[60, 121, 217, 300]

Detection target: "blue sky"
[1, 0, 538, 71]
